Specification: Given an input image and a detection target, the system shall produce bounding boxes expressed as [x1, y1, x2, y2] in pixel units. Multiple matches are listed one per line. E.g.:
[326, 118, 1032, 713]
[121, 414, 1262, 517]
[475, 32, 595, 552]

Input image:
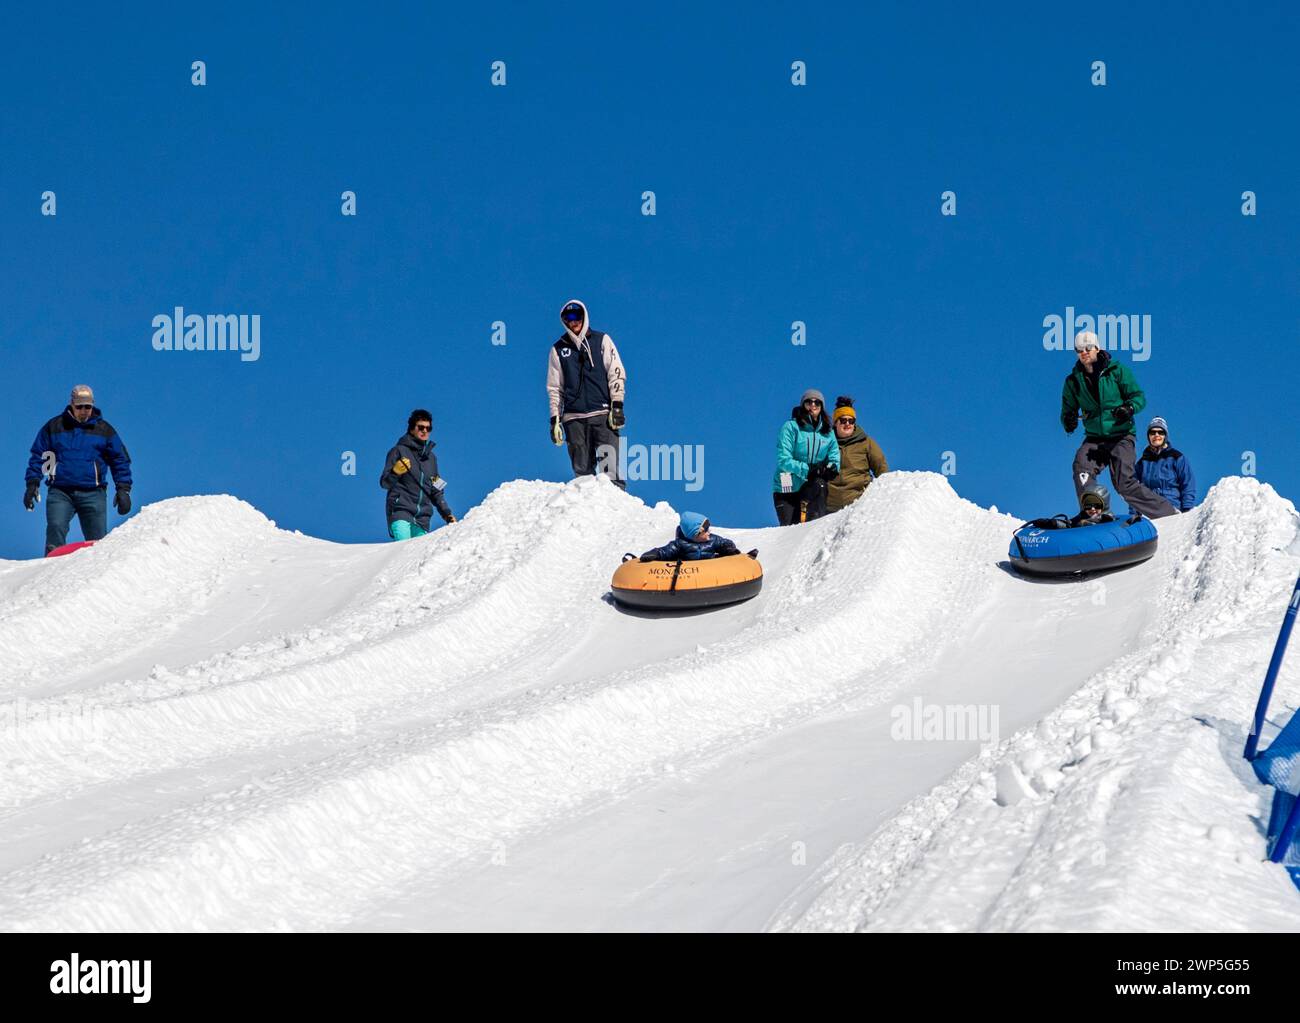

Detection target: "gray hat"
[1148, 416, 1169, 433]
[70, 384, 94, 406]
[1080, 483, 1112, 513]
[800, 388, 825, 405]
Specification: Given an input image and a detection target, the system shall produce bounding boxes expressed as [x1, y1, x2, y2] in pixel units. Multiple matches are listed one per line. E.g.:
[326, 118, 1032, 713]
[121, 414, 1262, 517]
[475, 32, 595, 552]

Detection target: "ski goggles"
[562, 306, 584, 323]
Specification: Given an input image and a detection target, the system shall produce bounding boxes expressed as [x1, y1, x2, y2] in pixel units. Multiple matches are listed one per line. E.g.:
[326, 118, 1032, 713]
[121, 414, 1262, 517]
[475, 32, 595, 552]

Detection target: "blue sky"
[2, 2, 1296, 557]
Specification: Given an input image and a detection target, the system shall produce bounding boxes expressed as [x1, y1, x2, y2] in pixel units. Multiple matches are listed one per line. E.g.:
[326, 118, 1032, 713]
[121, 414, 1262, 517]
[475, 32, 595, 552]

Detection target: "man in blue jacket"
[1135, 416, 1197, 513]
[24, 385, 133, 553]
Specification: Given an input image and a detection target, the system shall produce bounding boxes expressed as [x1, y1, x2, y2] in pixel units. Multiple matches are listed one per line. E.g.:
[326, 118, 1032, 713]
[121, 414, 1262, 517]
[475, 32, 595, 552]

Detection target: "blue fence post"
[1244, 574, 1300, 761]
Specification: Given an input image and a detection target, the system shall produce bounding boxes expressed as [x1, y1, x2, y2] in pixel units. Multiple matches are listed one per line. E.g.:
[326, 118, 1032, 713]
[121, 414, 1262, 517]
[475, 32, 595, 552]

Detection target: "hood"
[837, 424, 868, 445]
[678, 510, 709, 541]
[1079, 482, 1112, 513]
[560, 299, 589, 344]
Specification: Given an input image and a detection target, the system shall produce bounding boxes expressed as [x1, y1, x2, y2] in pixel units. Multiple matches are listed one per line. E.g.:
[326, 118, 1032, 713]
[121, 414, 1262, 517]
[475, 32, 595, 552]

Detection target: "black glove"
[23, 481, 39, 510]
[609, 401, 625, 430]
[822, 464, 839, 481]
[550, 416, 564, 446]
[1064, 410, 1079, 434]
[1113, 403, 1134, 424]
[114, 487, 131, 515]
[639, 553, 655, 562]
[746, 549, 759, 559]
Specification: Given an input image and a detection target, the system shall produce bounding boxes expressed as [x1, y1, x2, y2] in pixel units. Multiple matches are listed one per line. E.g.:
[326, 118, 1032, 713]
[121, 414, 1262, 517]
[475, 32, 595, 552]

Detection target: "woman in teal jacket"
[772, 389, 841, 525]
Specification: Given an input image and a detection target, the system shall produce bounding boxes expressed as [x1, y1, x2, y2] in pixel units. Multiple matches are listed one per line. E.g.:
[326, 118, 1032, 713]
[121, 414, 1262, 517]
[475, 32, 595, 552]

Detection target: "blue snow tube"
[1008, 515, 1158, 577]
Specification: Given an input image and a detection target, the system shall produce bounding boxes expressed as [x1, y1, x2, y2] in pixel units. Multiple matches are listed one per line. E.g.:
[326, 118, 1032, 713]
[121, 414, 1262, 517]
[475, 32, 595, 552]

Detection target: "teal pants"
[389, 520, 428, 541]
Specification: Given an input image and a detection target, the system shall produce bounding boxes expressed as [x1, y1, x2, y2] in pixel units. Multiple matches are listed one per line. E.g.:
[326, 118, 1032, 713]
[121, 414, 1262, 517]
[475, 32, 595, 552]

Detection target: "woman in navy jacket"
[1135, 417, 1197, 512]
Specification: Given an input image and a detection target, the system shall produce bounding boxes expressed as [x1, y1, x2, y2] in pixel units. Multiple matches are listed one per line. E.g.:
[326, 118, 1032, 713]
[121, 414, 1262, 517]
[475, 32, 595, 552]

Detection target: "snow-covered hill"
[1, 472, 1297, 931]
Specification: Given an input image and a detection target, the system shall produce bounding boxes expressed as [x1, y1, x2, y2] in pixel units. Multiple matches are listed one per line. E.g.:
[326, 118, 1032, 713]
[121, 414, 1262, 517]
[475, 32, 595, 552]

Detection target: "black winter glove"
[609, 401, 625, 430]
[23, 481, 40, 510]
[1113, 403, 1134, 424]
[746, 549, 759, 559]
[114, 488, 131, 515]
[1064, 410, 1079, 434]
[822, 464, 839, 481]
[639, 553, 655, 562]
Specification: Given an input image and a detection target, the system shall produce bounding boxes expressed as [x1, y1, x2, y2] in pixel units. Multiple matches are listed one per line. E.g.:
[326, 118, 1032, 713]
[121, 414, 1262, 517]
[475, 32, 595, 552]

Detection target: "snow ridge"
[777, 477, 1300, 933]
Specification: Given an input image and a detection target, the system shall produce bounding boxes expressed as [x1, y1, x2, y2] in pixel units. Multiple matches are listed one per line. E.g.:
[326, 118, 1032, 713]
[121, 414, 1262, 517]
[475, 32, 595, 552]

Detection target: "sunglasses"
[1083, 504, 1103, 513]
[803, 399, 823, 407]
[73, 404, 93, 410]
[1148, 429, 1166, 436]
[413, 424, 431, 433]
[836, 417, 856, 426]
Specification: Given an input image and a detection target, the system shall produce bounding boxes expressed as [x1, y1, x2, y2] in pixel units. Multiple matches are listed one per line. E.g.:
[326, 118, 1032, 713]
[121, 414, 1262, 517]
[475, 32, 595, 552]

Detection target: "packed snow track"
[1, 473, 1297, 931]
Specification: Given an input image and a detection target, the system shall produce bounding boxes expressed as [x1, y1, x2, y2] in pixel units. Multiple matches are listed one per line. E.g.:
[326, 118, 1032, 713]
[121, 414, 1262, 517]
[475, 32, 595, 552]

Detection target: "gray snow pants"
[564, 415, 627, 490]
[1072, 434, 1178, 519]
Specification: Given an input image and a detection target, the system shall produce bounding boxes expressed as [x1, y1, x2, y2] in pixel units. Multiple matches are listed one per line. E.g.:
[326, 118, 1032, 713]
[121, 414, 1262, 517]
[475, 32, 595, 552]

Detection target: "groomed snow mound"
[0, 473, 1296, 932]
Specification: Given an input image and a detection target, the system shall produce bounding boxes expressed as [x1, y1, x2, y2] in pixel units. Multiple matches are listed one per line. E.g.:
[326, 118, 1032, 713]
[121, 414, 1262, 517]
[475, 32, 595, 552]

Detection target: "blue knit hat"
[679, 511, 709, 540]
[1148, 416, 1169, 434]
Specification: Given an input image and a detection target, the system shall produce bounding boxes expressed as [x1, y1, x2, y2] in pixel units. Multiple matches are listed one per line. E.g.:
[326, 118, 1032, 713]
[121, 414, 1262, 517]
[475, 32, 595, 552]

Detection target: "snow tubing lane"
[1008, 516, 1158, 576]
[610, 553, 763, 610]
[44, 540, 97, 558]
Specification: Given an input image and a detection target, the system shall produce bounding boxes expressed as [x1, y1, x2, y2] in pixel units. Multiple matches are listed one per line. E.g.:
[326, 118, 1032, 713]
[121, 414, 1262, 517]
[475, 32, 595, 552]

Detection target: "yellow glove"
[391, 456, 411, 476]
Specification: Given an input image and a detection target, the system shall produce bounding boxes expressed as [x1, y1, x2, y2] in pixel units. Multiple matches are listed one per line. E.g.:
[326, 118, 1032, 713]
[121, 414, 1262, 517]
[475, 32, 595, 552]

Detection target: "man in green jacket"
[827, 396, 888, 513]
[1061, 331, 1177, 519]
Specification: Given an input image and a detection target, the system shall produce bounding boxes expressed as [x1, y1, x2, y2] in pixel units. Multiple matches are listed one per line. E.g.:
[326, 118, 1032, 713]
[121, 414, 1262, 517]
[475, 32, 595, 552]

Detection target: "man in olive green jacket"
[1061, 332, 1177, 519]
[827, 396, 888, 513]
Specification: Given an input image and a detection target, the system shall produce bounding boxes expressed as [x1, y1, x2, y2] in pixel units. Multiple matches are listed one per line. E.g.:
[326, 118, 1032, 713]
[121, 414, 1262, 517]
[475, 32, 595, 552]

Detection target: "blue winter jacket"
[1135, 445, 1197, 512]
[642, 513, 739, 561]
[640, 528, 740, 562]
[771, 407, 841, 494]
[26, 407, 132, 491]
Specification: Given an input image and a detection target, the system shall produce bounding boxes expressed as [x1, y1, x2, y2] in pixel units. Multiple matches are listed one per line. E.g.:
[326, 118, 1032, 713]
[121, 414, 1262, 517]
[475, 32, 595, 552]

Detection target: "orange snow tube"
[610, 553, 763, 610]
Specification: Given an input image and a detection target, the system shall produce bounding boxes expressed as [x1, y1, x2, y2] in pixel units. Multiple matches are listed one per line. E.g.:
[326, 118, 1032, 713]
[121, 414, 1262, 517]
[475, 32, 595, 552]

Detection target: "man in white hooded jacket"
[546, 299, 628, 489]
